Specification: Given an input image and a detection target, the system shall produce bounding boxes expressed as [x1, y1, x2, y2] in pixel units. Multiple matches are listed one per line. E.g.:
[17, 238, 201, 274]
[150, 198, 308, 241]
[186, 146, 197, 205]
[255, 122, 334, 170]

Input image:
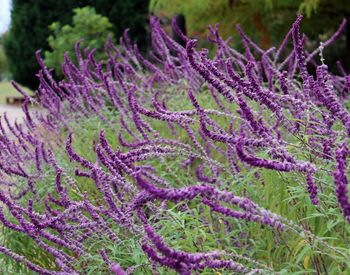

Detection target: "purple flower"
[110, 263, 126, 275]
[333, 143, 350, 223]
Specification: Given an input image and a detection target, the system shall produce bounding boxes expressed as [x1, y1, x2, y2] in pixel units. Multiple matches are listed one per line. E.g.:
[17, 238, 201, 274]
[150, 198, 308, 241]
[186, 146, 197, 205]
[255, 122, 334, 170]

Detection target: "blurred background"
[0, 0, 349, 94]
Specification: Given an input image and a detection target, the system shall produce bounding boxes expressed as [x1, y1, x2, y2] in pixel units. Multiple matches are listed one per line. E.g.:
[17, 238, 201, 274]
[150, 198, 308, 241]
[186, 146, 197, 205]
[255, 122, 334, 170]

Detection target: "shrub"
[0, 15, 349, 274]
[3, 0, 83, 90]
[4, 0, 149, 90]
[44, 6, 113, 78]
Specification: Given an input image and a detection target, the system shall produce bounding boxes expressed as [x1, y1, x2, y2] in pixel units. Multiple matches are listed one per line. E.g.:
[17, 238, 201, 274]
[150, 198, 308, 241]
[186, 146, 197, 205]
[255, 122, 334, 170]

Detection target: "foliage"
[149, 0, 349, 68]
[0, 44, 8, 80]
[44, 7, 113, 78]
[3, 0, 82, 90]
[0, 33, 8, 79]
[0, 16, 350, 274]
[149, 0, 274, 45]
[83, 0, 150, 52]
[4, 0, 149, 90]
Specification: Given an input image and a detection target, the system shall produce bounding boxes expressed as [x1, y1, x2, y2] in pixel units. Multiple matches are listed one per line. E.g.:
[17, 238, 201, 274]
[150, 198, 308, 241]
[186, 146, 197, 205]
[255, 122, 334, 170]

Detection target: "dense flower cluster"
[0, 15, 349, 274]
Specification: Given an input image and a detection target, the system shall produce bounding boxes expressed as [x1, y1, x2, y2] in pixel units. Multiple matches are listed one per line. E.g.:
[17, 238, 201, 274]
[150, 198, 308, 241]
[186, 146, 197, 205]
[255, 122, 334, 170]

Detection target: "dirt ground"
[0, 104, 24, 125]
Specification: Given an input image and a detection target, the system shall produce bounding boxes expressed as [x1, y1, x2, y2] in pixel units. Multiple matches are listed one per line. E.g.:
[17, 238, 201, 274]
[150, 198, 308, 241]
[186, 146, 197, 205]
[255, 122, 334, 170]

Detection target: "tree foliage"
[149, 0, 349, 68]
[3, 0, 80, 89]
[0, 46, 8, 80]
[85, 0, 149, 51]
[0, 35, 9, 80]
[4, 0, 149, 89]
[149, 0, 293, 46]
[45, 7, 113, 78]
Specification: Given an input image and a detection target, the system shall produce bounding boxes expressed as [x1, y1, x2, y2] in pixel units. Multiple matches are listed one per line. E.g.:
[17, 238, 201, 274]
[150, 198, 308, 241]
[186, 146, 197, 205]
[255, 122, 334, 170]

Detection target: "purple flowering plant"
[0, 15, 350, 274]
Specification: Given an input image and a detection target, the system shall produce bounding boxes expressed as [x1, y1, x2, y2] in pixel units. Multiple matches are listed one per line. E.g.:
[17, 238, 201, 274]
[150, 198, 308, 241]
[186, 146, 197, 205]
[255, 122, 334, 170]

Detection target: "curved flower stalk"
[334, 143, 350, 223]
[139, 210, 264, 274]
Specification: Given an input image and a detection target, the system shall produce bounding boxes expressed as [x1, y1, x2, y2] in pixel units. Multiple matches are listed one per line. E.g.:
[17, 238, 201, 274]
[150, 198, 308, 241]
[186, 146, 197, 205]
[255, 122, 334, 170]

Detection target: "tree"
[150, 0, 350, 70]
[0, 46, 8, 80]
[4, 0, 81, 89]
[44, 7, 113, 77]
[85, 0, 149, 51]
[297, 0, 350, 70]
[0, 34, 9, 80]
[149, 0, 288, 48]
[4, 0, 149, 89]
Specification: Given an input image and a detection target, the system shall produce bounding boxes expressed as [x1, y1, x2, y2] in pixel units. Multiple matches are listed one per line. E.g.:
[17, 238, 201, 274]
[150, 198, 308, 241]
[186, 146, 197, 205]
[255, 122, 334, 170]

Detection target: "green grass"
[0, 81, 32, 104]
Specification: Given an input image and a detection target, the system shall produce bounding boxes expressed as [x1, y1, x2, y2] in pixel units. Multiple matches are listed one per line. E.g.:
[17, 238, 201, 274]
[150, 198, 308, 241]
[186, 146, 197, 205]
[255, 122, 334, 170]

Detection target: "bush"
[0, 16, 350, 274]
[4, 0, 149, 90]
[44, 6, 113, 78]
[3, 0, 83, 89]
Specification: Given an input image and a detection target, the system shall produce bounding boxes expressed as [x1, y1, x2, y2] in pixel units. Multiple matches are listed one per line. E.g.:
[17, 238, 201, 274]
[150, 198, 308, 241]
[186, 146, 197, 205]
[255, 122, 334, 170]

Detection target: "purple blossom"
[333, 143, 350, 223]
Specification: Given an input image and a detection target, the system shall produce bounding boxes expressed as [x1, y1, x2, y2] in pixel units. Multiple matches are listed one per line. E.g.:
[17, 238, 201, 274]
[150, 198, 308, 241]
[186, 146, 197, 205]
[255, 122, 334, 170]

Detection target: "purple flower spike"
[333, 143, 350, 223]
[306, 173, 319, 205]
[110, 263, 126, 275]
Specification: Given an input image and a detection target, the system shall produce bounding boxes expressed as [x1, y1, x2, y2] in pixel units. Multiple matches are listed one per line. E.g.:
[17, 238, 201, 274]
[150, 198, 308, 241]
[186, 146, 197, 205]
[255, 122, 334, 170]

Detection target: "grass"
[0, 81, 32, 104]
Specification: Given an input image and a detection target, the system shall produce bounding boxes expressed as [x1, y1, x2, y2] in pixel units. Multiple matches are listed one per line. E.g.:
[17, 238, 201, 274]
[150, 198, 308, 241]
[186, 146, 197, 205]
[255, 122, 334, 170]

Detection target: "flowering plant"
[0, 15, 349, 274]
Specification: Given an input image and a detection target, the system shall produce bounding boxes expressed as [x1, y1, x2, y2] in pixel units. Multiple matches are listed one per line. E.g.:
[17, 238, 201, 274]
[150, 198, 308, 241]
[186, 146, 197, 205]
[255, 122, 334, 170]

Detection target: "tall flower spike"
[110, 263, 127, 275]
[333, 143, 350, 223]
[306, 173, 319, 205]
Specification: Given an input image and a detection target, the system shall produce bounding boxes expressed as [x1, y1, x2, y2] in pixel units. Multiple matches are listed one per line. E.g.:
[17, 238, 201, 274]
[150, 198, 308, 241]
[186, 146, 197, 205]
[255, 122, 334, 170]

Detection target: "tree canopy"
[4, 0, 79, 89]
[44, 7, 113, 78]
[150, 0, 350, 69]
[4, 0, 149, 89]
